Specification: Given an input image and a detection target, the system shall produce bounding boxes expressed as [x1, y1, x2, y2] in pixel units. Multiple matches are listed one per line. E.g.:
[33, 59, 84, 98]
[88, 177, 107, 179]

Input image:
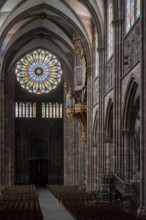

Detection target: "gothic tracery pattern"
[15, 49, 62, 94]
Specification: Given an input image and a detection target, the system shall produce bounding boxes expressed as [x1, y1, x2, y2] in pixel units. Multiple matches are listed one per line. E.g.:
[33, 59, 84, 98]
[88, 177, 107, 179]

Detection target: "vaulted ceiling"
[0, 0, 104, 87]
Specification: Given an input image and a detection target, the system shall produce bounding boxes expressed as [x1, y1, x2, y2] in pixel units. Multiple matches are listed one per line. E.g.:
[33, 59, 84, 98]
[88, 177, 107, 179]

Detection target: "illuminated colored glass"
[126, 0, 131, 32]
[46, 103, 49, 118]
[42, 102, 45, 118]
[15, 49, 62, 94]
[60, 104, 62, 118]
[56, 103, 59, 118]
[126, 0, 141, 33]
[131, 0, 135, 26]
[22, 103, 25, 117]
[50, 104, 53, 118]
[107, 1, 113, 60]
[15, 103, 18, 117]
[136, 0, 140, 18]
[53, 104, 56, 118]
[33, 103, 36, 118]
[19, 103, 23, 117]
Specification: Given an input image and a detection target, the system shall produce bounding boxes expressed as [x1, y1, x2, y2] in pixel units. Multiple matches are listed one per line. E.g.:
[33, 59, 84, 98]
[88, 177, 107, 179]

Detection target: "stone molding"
[121, 129, 134, 136]
[105, 137, 113, 143]
[112, 19, 123, 27]
[97, 47, 105, 53]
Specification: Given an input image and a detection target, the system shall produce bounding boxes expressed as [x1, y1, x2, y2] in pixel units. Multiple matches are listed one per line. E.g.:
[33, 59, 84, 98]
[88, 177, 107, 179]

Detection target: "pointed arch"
[105, 98, 113, 139]
[122, 76, 140, 182]
[123, 77, 139, 129]
[93, 110, 98, 145]
[104, 98, 113, 174]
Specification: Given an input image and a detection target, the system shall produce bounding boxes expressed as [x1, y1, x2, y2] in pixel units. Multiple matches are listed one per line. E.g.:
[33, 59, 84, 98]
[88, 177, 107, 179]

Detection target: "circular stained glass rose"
[15, 49, 62, 94]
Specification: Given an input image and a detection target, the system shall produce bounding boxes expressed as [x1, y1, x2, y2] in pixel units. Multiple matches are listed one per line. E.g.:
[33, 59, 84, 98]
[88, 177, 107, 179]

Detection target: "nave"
[0, 0, 146, 217]
[0, 185, 74, 220]
[38, 188, 74, 220]
[0, 185, 142, 220]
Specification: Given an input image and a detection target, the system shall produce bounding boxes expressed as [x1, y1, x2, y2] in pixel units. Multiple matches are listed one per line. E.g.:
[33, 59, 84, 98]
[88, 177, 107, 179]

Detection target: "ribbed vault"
[0, 0, 103, 88]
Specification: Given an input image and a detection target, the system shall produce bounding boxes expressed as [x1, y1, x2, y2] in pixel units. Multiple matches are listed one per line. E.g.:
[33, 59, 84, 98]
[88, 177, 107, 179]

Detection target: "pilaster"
[105, 137, 113, 174]
[64, 109, 74, 185]
[137, 0, 146, 217]
[5, 72, 15, 186]
[112, 19, 123, 175]
[97, 46, 105, 191]
[122, 129, 134, 182]
[0, 79, 5, 186]
[86, 54, 93, 190]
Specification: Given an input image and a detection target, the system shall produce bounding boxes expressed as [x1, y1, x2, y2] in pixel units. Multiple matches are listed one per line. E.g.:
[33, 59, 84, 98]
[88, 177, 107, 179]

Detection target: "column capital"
[105, 137, 113, 143]
[97, 46, 105, 53]
[112, 19, 123, 27]
[121, 129, 134, 136]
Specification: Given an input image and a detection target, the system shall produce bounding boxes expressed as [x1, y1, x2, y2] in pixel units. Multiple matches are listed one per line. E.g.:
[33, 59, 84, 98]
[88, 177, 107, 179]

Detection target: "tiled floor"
[38, 189, 75, 220]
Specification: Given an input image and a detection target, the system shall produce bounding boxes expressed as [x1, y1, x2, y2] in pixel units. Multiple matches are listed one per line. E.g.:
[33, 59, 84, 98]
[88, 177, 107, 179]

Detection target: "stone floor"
[38, 188, 75, 220]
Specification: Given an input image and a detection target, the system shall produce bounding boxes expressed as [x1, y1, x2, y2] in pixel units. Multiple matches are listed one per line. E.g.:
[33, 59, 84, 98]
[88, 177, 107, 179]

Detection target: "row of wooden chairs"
[47, 185, 140, 220]
[47, 184, 96, 201]
[0, 185, 43, 220]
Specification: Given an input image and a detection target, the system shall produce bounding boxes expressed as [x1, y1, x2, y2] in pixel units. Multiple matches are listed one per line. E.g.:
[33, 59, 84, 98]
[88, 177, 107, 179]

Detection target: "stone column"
[0, 79, 5, 187]
[86, 57, 93, 191]
[96, 46, 105, 191]
[73, 120, 79, 186]
[64, 108, 75, 185]
[105, 137, 113, 174]
[138, 0, 146, 216]
[112, 19, 123, 175]
[92, 144, 97, 190]
[122, 129, 134, 182]
[78, 127, 86, 189]
[5, 71, 15, 186]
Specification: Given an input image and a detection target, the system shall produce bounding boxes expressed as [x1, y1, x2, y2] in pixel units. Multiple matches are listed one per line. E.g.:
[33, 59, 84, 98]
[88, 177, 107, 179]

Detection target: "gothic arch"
[93, 110, 98, 145]
[123, 77, 139, 130]
[122, 77, 140, 182]
[105, 98, 113, 139]
[92, 110, 98, 189]
[104, 98, 113, 174]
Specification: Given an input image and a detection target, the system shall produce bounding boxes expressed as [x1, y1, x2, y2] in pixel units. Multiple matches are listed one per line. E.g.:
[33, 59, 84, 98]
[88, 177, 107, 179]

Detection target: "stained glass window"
[15, 49, 62, 94]
[50, 103, 53, 118]
[60, 104, 63, 118]
[15, 103, 18, 117]
[15, 102, 36, 118]
[41, 102, 62, 118]
[136, 0, 140, 18]
[28, 103, 32, 118]
[56, 103, 59, 118]
[46, 103, 49, 118]
[19, 102, 23, 117]
[42, 102, 45, 118]
[22, 103, 25, 117]
[126, 0, 141, 33]
[53, 104, 56, 118]
[107, 0, 113, 60]
[33, 103, 36, 117]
